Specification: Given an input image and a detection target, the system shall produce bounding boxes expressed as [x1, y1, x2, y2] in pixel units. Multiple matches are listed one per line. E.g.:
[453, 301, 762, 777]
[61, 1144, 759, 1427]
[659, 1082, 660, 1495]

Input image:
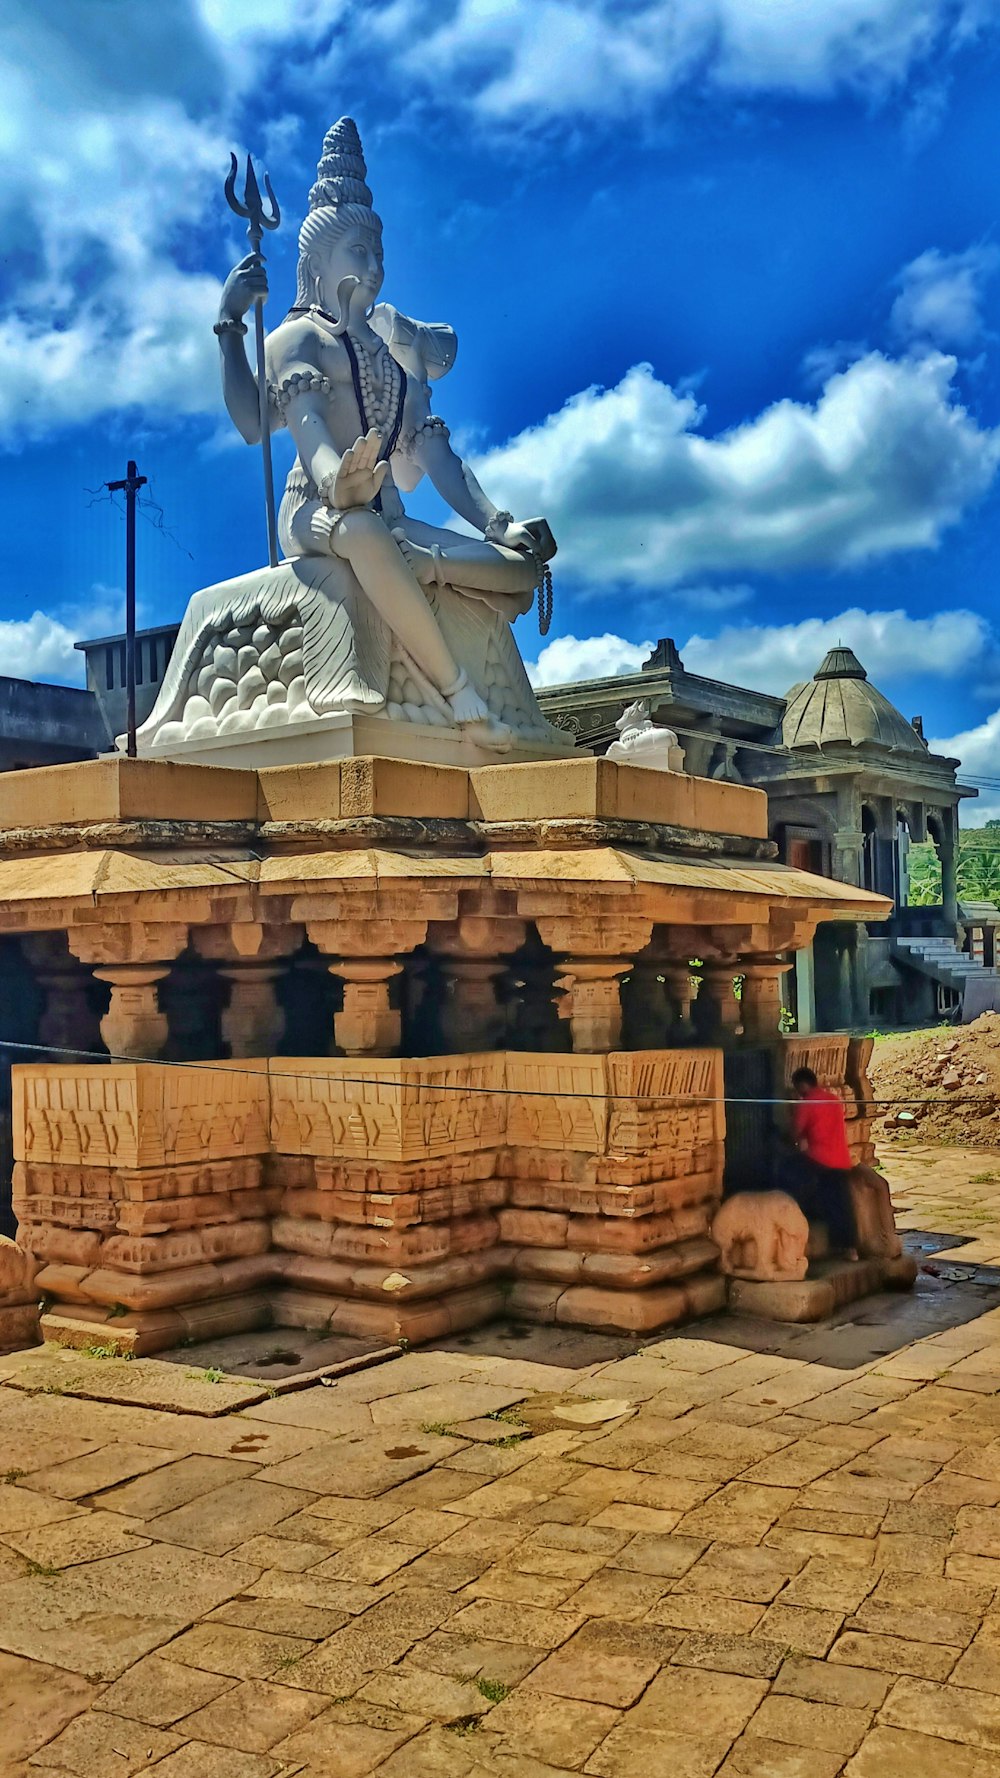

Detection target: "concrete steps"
[891, 933, 1000, 1022]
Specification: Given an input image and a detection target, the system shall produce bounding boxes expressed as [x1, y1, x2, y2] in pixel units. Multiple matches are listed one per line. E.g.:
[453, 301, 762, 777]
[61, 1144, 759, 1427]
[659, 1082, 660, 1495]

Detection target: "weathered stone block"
[556, 1282, 689, 1333]
[0, 1301, 40, 1354]
[270, 1055, 506, 1161]
[497, 1208, 568, 1248]
[13, 1060, 270, 1169]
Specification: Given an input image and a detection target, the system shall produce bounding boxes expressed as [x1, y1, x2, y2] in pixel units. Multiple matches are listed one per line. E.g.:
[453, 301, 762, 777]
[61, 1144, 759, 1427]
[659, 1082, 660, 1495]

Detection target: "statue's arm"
[408, 424, 501, 534]
[402, 381, 554, 558]
[285, 389, 343, 494]
[218, 333, 261, 445]
[216, 254, 269, 445]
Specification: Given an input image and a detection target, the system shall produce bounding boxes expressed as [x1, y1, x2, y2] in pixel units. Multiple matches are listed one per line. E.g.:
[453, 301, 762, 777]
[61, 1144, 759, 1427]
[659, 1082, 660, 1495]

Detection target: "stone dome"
[782, 647, 928, 754]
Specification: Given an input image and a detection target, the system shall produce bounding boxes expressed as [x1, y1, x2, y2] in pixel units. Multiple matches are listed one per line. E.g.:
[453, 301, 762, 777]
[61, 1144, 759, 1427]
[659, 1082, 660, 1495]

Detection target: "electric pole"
[106, 460, 147, 758]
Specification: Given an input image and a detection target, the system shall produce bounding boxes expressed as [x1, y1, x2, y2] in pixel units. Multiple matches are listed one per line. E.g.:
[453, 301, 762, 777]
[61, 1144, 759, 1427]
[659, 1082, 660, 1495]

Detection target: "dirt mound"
[871, 1012, 1000, 1147]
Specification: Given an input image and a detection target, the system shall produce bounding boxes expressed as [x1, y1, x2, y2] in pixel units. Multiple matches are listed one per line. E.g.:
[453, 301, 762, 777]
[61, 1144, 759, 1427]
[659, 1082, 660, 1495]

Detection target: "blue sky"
[3, 1, 1000, 806]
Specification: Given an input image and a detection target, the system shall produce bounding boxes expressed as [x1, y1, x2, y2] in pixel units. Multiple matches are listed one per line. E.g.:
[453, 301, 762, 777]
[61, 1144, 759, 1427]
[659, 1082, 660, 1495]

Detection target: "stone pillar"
[307, 917, 427, 1057]
[22, 936, 98, 1055]
[623, 962, 670, 1049]
[333, 958, 404, 1056]
[940, 841, 959, 932]
[428, 915, 526, 1053]
[794, 944, 816, 1036]
[739, 956, 787, 1044]
[193, 922, 304, 1059]
[220, 963, 284, 1057]
[67, 923, 188, 1061]
[837, 942, 854, 1029]
[532, 916, 653, 1055]
[661, 963, 698, 1042]
[833, 829, 864, 887]
[697, 963, 742, 1044]
[556, 957, 632, 1052]
[92, 964, 171, 1059]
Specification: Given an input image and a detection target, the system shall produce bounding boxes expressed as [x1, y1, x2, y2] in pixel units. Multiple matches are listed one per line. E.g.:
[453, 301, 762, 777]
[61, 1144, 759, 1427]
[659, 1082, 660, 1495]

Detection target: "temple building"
[0, 117, 922, 1350]
[538, 639, 995, 1031]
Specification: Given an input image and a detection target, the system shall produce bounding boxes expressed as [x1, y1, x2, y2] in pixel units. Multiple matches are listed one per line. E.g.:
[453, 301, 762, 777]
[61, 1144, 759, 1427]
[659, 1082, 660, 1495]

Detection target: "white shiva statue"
[134, 118, 571, 766]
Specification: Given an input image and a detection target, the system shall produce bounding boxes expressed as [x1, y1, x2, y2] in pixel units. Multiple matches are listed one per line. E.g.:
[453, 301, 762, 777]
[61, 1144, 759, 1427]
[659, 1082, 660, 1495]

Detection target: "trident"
[225, 153, 281, 568]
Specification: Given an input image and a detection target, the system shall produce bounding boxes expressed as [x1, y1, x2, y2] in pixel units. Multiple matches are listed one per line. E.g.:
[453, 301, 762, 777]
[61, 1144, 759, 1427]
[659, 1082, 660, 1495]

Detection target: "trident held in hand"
[225, 154, 281, 567]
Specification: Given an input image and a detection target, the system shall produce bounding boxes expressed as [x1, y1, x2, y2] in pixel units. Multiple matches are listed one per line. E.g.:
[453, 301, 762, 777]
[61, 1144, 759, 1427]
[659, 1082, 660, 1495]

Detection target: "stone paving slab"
[1, 1146, 1000, 1770]
[0, 1346, 269, 1415]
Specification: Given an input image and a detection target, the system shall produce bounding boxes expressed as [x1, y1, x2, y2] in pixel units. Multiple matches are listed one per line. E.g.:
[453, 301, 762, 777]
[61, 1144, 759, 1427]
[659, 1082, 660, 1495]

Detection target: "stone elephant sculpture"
[711, 1191, 810, 1282]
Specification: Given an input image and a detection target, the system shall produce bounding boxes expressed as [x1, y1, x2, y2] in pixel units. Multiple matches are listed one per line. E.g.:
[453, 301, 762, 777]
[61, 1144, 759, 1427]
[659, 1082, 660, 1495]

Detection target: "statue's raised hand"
[327, 430, 389, 511]
[219, 252, 269, 323]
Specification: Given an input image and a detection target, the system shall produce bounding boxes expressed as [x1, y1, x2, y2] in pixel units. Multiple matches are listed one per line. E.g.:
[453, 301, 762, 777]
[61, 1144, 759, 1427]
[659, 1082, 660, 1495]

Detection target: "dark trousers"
[772, 1148, 857, 1253]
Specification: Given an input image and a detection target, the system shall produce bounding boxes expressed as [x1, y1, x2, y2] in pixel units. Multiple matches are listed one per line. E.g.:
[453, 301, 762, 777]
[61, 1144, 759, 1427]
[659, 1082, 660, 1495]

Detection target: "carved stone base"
[138, 708, 576, 771]
[8, 1045, 910, 1357]
[727, 1251, 918, 1323]
[132, 558, 576, 771]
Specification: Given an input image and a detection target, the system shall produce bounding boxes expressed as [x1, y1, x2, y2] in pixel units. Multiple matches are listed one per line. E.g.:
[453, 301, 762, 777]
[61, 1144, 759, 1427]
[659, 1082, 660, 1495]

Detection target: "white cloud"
[525, 632, 653, 686]
[370, 0, 993, 122]
[475, 355, 1000, 587]
[0, 6, 236, 439]
[523, 604, 995, 700]
[0, 587, 130, 686]
[930, 708, 1000, 814]
[0, 614, 83, 684]
[681, 606, 992, 695]
[0, 1, 994, 447]
[891, 245, 1000, 349]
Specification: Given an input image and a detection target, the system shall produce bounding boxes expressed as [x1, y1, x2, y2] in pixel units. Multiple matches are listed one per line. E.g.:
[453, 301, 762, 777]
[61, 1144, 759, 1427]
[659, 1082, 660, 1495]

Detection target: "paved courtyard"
[1, 1143, 1000, 1776]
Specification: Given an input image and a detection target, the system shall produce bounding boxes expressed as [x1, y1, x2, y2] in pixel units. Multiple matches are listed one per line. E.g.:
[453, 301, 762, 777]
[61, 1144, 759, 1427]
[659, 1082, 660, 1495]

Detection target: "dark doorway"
[722, 1046, 773, 1196]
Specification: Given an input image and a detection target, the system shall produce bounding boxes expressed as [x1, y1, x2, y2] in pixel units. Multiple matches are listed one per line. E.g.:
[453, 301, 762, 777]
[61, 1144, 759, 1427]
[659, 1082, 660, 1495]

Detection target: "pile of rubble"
[871, 1012, 1000, 1147]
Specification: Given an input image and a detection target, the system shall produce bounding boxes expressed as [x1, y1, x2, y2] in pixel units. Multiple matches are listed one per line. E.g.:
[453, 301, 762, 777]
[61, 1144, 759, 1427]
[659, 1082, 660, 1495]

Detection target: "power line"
[0, 1035, 996, 1110]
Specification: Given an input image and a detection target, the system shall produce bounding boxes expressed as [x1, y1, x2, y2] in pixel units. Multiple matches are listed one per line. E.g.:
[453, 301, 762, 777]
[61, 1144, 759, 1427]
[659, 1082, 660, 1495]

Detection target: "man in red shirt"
[788, 1066, 858, 1256]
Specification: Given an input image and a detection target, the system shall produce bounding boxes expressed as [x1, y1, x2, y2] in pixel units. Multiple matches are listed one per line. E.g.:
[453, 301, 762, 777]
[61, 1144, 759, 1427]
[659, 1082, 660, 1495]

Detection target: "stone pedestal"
[11, 1049, 728, 1350]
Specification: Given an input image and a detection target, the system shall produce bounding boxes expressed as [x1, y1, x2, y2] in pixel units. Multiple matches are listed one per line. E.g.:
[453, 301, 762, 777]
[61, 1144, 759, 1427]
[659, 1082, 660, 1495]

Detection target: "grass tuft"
[476, 1677, 510, 1704]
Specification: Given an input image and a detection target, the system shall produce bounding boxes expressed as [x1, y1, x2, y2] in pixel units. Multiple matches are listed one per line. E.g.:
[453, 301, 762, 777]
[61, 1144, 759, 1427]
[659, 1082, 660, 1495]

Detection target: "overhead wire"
[0, 1035, 994, 1109]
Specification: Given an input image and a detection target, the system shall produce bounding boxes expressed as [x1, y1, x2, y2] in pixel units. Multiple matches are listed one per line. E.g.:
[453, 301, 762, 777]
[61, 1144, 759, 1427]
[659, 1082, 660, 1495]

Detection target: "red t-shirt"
[792, 1086, 852, 1170]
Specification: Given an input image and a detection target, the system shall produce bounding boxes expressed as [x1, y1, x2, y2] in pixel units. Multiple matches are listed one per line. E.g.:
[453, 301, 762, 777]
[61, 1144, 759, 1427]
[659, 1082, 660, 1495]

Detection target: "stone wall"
[777, 1034, 876, 1168]
[11, 1049, 727, 1353]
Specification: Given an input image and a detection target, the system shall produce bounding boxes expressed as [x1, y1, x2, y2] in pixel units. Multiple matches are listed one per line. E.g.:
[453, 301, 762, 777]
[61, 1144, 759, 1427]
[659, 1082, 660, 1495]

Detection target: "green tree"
[906, 843, 941, 906]
[958, 846, 1000, 903]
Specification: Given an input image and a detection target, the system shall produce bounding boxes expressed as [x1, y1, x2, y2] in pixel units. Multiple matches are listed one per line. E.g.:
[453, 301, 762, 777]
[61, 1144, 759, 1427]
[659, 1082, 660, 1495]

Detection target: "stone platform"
[0, 752, 897, 1353]
[728, 1252, 919, 1323]
[12, 1049, 728, 1354]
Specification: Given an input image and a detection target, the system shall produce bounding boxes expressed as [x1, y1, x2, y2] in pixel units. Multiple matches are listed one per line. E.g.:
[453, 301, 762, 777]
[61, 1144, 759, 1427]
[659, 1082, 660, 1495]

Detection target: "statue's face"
[313, 225, 384, 307]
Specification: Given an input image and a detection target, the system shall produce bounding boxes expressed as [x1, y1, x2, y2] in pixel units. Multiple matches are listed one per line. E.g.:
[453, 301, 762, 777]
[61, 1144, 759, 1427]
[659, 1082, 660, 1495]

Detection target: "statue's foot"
[444, 669, 512, 751]
[391, 528, 439, 586]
